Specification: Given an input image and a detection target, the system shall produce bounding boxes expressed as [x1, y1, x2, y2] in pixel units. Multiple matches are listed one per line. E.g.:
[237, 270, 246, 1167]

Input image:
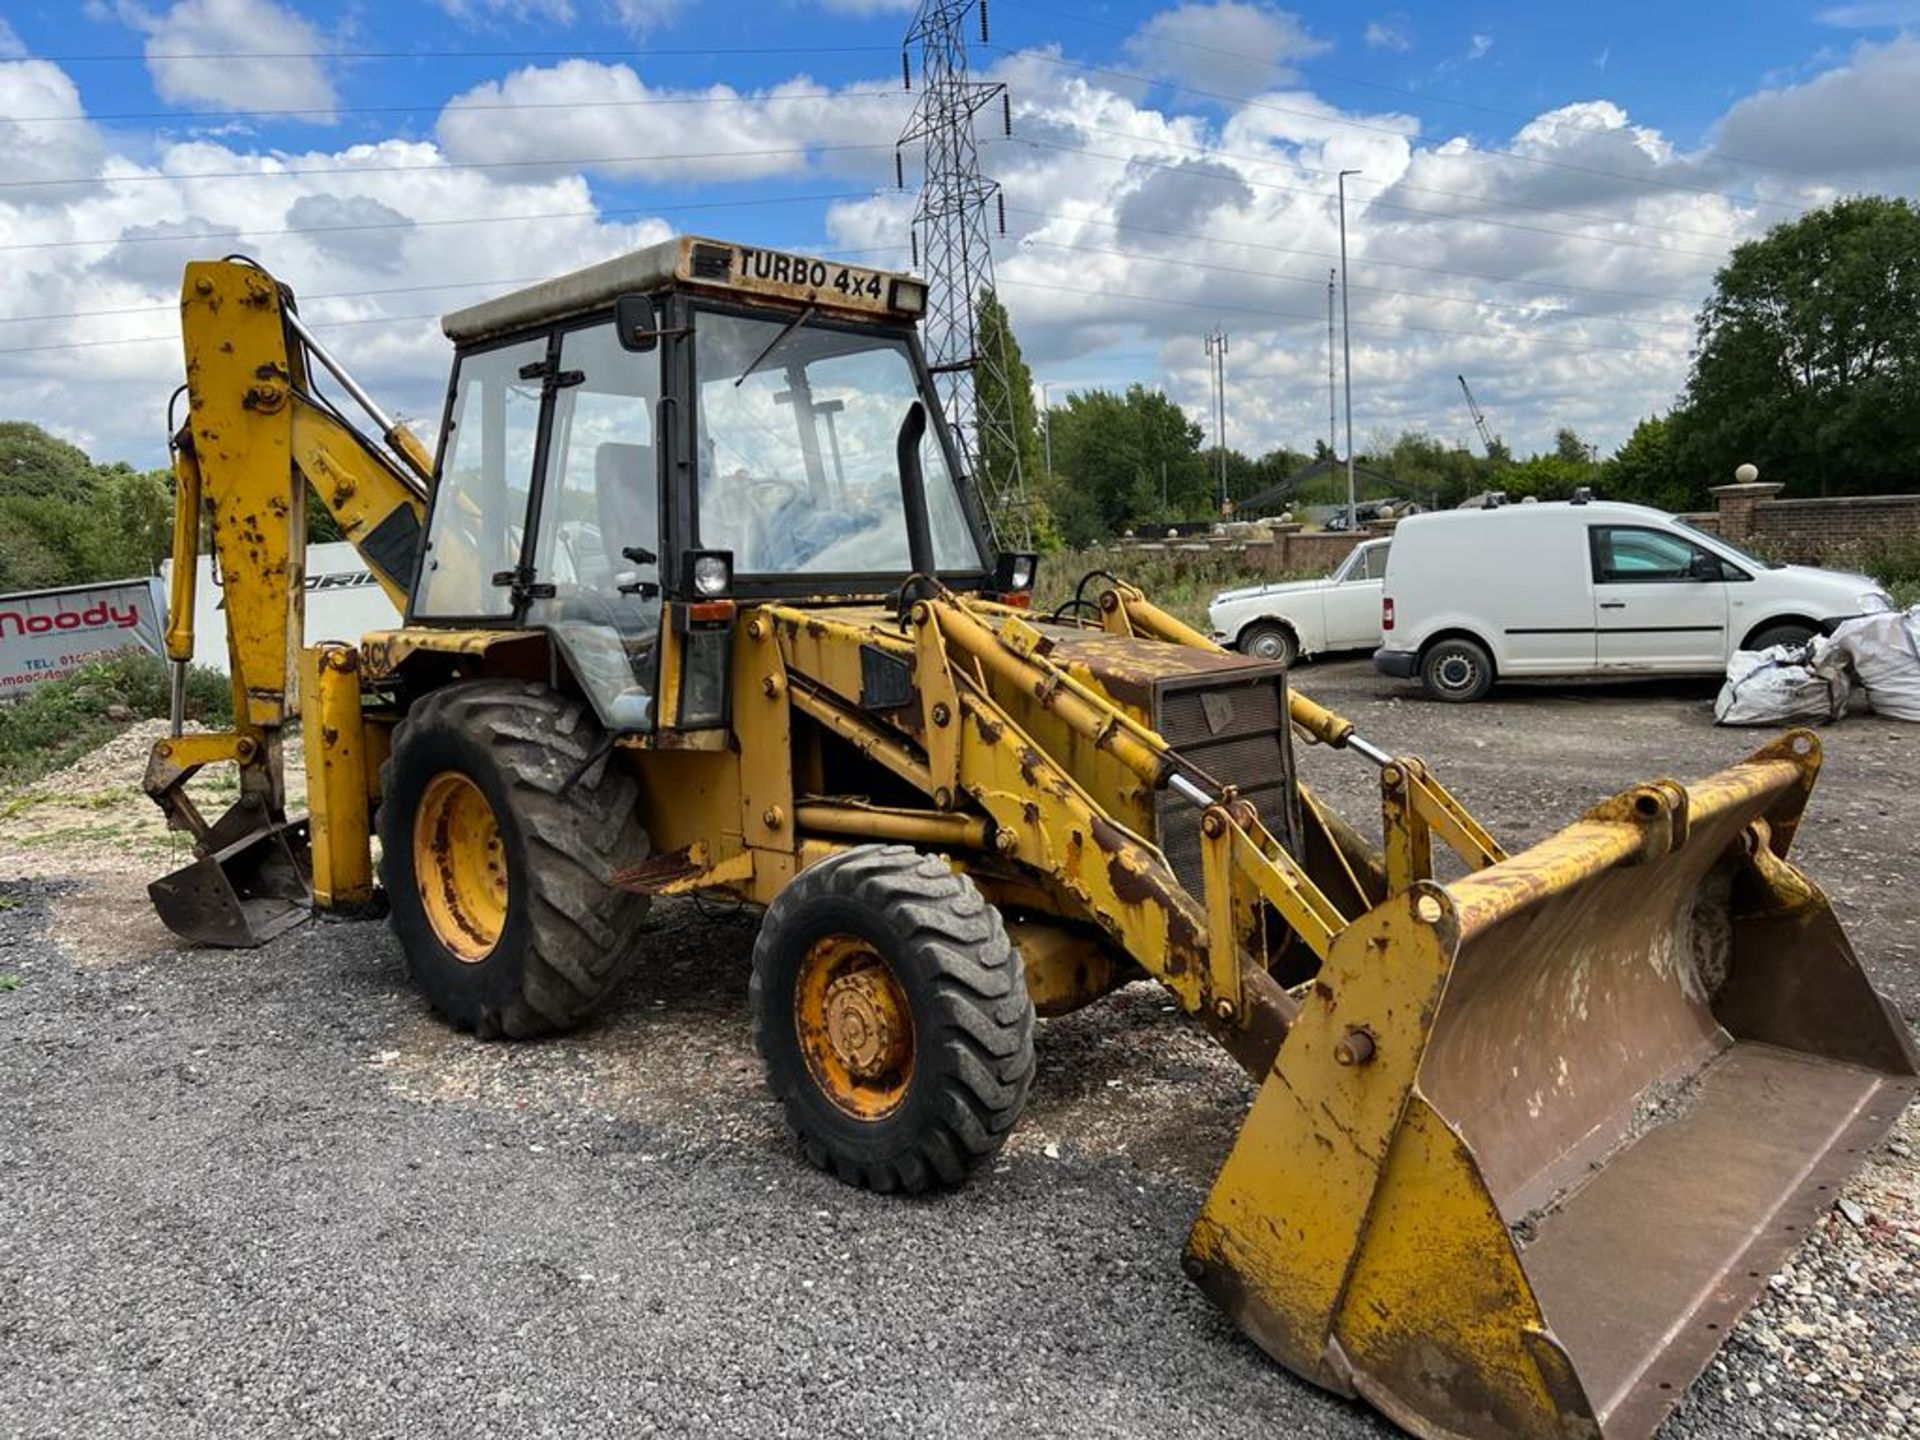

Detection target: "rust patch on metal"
[613, 846, 704, 894]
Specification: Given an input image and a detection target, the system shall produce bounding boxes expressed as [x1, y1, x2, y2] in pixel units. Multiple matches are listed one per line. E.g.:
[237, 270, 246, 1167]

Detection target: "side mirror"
[1688, 553, 1723, 581]
[615, 293, 659, 352]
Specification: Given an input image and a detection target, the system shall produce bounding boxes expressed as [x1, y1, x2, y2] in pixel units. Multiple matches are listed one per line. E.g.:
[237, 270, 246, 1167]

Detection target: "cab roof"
[441, 234, 926, 345]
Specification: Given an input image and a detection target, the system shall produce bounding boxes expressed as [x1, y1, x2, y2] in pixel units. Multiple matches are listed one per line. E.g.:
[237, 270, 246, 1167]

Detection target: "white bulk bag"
[1714, 638, 1852, 726]
[1829, 607, 1920, 722]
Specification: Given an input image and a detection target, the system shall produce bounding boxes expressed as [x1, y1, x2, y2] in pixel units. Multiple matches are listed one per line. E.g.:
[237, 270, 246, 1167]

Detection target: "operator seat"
[595, 441, 657, 575]
[547, 441, 659, 732]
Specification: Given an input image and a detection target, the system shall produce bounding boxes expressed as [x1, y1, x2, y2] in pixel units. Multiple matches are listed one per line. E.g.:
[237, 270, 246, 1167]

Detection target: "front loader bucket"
[149, 816, 313, 948]
[1185, 731, 1917, 1440]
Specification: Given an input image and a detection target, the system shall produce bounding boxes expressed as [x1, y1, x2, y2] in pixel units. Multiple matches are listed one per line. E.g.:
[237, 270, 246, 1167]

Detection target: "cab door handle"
[1600, 601, 1627, 610]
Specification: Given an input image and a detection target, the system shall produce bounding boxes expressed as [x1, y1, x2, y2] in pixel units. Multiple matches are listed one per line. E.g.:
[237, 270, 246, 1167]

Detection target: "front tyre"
[750, 845, 1036, 1193]
[1239, 620, 1299, 668]
[378, 680, 651, 1039]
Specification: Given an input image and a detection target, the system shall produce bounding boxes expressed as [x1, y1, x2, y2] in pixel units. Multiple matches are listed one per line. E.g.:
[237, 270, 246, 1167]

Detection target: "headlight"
[686, 551, 732, 597]
[994, 551, 1038, 593]
[1858, 590, 1895, 614]
[889, 278, 927, 315]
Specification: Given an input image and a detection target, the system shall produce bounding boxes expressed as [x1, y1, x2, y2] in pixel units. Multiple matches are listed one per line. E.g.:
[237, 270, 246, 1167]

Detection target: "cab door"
[522, 318, 665, 732]
[1588, 525, 1730, 671]
[1321, 540, 1388, 649]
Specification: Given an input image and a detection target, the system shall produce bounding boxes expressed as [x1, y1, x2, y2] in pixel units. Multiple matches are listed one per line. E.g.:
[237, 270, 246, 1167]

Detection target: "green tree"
[1047, 385, 1207, 543]
[973, 288, 1051, 547]
[1554, 427, 1594, 467]
[0, 423, 176, 590]
[1603, 414, 1692, 511]
[0, 421, 95, 500]
[1674, 194, 1920, 496]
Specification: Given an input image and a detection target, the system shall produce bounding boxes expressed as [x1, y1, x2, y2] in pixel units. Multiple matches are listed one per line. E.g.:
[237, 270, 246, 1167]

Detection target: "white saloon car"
[1208, 538, 1390, 667]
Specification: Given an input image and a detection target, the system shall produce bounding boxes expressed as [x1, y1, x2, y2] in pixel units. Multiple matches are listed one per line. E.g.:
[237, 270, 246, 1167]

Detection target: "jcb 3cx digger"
[147, 239, 1914, 1440]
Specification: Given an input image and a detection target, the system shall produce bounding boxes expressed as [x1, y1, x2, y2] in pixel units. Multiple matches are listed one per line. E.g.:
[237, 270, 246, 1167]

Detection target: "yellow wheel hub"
[413, 771, 508, 962]
[794, 934, 914, 1119]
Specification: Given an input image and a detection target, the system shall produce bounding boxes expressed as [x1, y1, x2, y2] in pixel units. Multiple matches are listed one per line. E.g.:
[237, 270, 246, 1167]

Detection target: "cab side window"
[1360, 544, 1391, 581]
[414, 337, 547, 619]
[1590, 526, 1727, 584]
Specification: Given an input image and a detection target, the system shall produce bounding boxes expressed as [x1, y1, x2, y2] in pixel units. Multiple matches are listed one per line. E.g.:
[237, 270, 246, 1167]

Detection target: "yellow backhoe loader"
[147, 241, 1915, 1440]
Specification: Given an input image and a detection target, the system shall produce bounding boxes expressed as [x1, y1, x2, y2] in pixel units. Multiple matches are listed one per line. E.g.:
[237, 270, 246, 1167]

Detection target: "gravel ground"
[0, 660, 1913, 1439]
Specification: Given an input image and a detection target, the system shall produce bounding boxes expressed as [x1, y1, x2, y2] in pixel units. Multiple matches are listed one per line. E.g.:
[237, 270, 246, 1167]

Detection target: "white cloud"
[440, 0, 684, 32]
[434, 61, 910, 184]
[1127, 3, 1331, 95]
[1363, 18, 1412, 53]
[1713, 35, 1920, 179]
[1467, 33, 1493, 60]
[0, 70, 677, 465]
[0, 19, 27, 58]
[441, 0, 576, 20]
[817, 0, 917, 12]
[0, 61, 110, 205]
[123, 0, 337, 119]
[1, 28, 1910, 480]
[1815, 2, 1920, 25]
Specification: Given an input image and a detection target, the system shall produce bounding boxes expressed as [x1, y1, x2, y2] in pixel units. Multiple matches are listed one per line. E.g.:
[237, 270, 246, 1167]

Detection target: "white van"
[1373, 499, 1893, 702]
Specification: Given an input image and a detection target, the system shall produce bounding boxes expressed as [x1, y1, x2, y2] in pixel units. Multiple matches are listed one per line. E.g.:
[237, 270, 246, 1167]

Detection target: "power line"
[1002, 49, 1812, 218]
[30, 44, 902, 62]
[2, 89, 911, 125]
[996, 274, 1677, 358]
[993, 0, 1825, 184]
[0, 141, 900, 190]
[1008, 135, 1736, 260]
[1002, 203, 1708, 306]
[0, 274, 552, 325]
[0, 187, 874, 252]
[0, 241, 913, 356]
[1017, 237, 1697, 334]
[1059, 116, 1752, 245]
[2, 199, 1710, 332]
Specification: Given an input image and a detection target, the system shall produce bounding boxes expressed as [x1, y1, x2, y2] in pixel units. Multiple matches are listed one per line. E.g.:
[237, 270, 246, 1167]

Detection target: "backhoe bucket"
[1186, 731, 1916, 1440]
[149, 815, 312, 948]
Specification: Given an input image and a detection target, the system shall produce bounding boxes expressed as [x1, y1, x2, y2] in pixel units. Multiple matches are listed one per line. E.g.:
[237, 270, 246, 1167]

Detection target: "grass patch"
[0, 975, 19, 992]
[1036, 544, 1320, 632]
[0, 652, 229, 789]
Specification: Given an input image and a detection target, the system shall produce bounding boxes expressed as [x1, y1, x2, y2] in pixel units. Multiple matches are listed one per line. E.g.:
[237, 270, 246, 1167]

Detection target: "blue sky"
[3, 0, 1918, 470]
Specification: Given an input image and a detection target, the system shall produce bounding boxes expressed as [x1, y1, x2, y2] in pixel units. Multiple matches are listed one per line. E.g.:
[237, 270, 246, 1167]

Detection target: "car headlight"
[1858, 590, 1895, 614]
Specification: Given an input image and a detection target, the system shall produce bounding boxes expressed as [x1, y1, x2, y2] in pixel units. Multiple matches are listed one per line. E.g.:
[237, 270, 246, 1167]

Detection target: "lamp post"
[1039, 380, 1053, 479]
[1338, 169, 1360, 533]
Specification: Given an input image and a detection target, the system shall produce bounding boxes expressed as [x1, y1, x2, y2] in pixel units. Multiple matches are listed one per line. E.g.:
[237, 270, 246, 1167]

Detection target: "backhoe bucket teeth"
[149, 816, 313, 949]
[1185, 731, 1917, 1440]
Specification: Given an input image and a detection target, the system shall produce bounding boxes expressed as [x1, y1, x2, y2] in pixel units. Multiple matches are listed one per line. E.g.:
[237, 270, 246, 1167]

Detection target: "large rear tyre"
[750, 845, 1036, 1193]
[377, 679, 650, 1039]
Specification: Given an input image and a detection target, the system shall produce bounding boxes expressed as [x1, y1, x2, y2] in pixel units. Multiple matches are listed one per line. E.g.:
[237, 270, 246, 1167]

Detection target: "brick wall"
[1690, 482, 1920, 563]
[1115, 529, 1367, 578]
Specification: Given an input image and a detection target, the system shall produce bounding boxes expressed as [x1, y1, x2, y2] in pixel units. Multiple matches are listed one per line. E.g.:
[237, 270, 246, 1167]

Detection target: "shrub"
[1034, 544, 1320, 631]
[0, 651, 230, 786]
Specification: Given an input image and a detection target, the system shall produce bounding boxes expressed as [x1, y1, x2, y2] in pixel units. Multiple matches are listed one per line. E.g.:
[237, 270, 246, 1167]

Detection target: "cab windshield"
[693, 309, 986, 578]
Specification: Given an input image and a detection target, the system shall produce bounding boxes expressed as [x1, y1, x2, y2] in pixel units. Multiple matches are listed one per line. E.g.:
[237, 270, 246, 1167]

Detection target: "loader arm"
[145, 258, 430, 946]
[748, 583, 1914, 1440]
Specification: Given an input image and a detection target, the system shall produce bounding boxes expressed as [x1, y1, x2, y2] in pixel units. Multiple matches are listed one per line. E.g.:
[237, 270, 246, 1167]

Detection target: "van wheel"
[1747, 621, 1818, 653]
[1239, 621, 1298, 668]
[1421, 638, 1494, 703]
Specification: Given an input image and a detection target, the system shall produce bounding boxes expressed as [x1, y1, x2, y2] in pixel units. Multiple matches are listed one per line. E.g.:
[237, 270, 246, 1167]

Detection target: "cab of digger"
[417, 237, 1005, 736]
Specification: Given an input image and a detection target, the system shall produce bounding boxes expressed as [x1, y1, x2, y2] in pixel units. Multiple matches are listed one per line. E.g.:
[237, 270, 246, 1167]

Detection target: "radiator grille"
[1153, 675, 1298, 901]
